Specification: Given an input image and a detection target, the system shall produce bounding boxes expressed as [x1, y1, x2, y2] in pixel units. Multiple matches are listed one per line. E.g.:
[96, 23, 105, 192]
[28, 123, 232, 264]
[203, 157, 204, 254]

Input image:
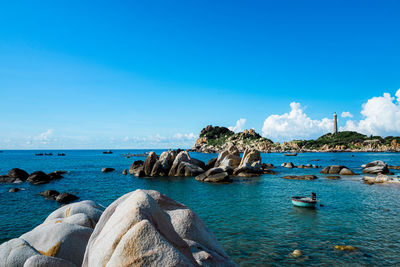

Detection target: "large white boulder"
[83, 189, 236, 267]
[23, 255, 76, 267]
[0, 238, 40, 267]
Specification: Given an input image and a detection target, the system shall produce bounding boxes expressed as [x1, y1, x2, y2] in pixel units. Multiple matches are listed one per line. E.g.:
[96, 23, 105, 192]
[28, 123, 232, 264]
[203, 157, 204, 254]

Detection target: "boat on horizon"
[292, 193, 317, 208]
[103, 150, 113, 154]
[57, 153, 66, 156]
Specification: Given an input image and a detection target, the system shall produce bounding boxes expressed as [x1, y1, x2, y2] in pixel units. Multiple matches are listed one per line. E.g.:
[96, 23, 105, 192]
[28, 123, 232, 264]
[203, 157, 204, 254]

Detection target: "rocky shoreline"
[191, 125, 400, 153]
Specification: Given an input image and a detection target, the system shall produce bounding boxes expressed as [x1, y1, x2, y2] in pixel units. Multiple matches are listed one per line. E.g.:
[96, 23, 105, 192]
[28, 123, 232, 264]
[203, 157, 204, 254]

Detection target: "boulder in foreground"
[83, 189, 236, 266]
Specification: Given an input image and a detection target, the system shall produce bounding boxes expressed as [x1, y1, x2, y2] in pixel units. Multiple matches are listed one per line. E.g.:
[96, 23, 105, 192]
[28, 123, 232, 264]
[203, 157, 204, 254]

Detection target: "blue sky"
[1, 1, 399, 148]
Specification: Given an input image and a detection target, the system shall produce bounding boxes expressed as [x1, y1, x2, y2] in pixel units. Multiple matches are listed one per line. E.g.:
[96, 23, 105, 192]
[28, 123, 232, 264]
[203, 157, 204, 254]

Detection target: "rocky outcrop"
[362, 160, 390, 174]
[195, 167, 233, 183]
[129, 160, 145, 177]
[282, 175, 318, 180]
[143, 152, 159, 176]
[215, 144, 241, 169]
[168, 151, 192, 176]
[47, 171, 66, 180]
[151, 150, 176, 176]
[82, 190, 236, 267]
[0, 200, 104, 267]
[205, 157, 217, 170]
[320, 165, 356, 175]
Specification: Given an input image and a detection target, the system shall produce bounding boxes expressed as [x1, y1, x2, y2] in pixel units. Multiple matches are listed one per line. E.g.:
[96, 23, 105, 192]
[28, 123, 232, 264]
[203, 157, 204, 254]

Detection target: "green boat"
[292, 193, 317, 208]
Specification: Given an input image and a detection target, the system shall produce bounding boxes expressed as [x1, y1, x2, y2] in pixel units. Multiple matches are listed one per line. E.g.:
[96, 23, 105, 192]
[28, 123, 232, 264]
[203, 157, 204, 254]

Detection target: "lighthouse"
[333, 112, 338, 134]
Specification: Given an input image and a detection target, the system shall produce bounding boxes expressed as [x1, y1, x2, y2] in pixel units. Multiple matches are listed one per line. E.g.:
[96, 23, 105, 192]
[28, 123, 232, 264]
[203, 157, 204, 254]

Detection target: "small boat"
[291, 193, 317, 208]
[57, 153, 66, 156]
[284, 153, 297, 156]
[103, 150, 113, 154]
[35, 153, 43, 156]
[45, 153, 53, 156]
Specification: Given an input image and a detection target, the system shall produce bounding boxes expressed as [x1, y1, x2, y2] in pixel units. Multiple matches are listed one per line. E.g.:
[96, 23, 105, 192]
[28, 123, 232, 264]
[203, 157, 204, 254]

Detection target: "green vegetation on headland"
[192, 125, 400, 153]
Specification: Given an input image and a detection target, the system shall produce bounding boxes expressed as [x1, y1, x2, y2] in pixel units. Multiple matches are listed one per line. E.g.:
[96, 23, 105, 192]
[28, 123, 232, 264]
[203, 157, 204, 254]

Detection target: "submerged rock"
[291, 249, 302, 258]
[334, 245, 357, 251]
[326, 176, 341, 180]
[82, 190, 236, 267]
[282, 175, 318, 180]
[48, 171, 66, 180]
[40, 190, 60, 199]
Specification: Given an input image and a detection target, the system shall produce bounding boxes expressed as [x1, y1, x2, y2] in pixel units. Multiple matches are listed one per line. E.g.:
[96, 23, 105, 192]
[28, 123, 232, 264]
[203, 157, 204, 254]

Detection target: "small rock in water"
[334, 245, 357, 251]
[291, 249, 302, 258]
[56, 193, 79, 204]
[9, 188, 20, 192]
[40, 190, 60, 199]
[122, 169, 127, 175]
[101, 168, 115, 173]
[326, 176, 340, 180]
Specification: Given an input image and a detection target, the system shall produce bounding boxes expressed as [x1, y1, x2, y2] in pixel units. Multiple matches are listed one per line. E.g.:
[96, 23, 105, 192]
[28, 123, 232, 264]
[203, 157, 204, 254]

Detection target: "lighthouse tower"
[333, 112, 338, 134]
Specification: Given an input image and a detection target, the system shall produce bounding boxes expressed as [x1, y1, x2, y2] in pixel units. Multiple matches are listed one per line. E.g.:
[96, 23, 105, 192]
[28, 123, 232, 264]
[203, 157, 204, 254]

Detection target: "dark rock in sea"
[47, 171, 65, 180]
[205, 158, 217, 171]
[176, 162, 204, 177]
[282, 175, 318, 180]
[40, 190, 60, 199]
[8, 168, 29, 180]
[168, 151, 191, 176]
[101, 168, 115, 173]
[143, 152, 159, 176]
[362, 160, 389, 174]
[0, 175, 20, 183]
[326, 176, 341, 180]
[261, 163, 274, 169]
[195, 167, 232, 183]
[129, 160, 145, 177]
[122, 169, 127, 175]
[263, 169, 276, 174]
[320, 165, 356, 175]
[27, 171, 51, 185]
[56, 193, 79, 204]
[9, 188, 20, 192]
[189, 157, 206, 170]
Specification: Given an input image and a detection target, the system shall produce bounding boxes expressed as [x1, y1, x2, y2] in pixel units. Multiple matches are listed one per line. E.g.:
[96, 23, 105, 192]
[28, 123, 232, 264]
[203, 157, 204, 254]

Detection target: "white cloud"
[341, 111, 353, 118]
[229, 118, 246, 133]
[340, 89, 400, 136]
[34, 129, 55, 144]
[262, 102, 333, 142]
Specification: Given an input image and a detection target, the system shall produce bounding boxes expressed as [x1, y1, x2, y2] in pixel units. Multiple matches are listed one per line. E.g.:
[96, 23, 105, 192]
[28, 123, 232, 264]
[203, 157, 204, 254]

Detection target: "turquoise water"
[1, 150, 400, 266]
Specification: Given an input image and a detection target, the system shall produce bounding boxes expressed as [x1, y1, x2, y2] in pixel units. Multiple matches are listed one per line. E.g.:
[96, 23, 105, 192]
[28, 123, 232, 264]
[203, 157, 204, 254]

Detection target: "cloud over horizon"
[340, 89, 400, 136]
[261, 102, 333, 142]
[229, 118, 246, 133]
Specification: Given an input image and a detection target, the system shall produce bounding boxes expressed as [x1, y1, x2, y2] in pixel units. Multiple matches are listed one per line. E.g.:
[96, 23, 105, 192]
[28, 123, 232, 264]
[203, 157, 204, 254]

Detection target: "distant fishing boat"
[45, 153, 53, 156]
[57, 153, 66, 156]
[103, 150, 113, 154]
[284, 153, 298, 156]
[35, 153, 43, 156]
[291, 193, 317, 208]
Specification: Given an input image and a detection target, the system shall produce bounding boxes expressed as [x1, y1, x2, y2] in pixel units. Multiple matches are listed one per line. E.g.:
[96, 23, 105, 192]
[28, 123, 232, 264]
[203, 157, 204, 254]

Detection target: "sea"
[1, 150, 400, 266]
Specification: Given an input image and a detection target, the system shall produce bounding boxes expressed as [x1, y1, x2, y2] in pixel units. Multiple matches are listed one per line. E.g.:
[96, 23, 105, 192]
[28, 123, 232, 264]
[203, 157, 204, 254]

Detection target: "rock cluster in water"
[129, 145, 274, 183]
[0, 190, 236, 267]
[0, 168, 66, 185]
